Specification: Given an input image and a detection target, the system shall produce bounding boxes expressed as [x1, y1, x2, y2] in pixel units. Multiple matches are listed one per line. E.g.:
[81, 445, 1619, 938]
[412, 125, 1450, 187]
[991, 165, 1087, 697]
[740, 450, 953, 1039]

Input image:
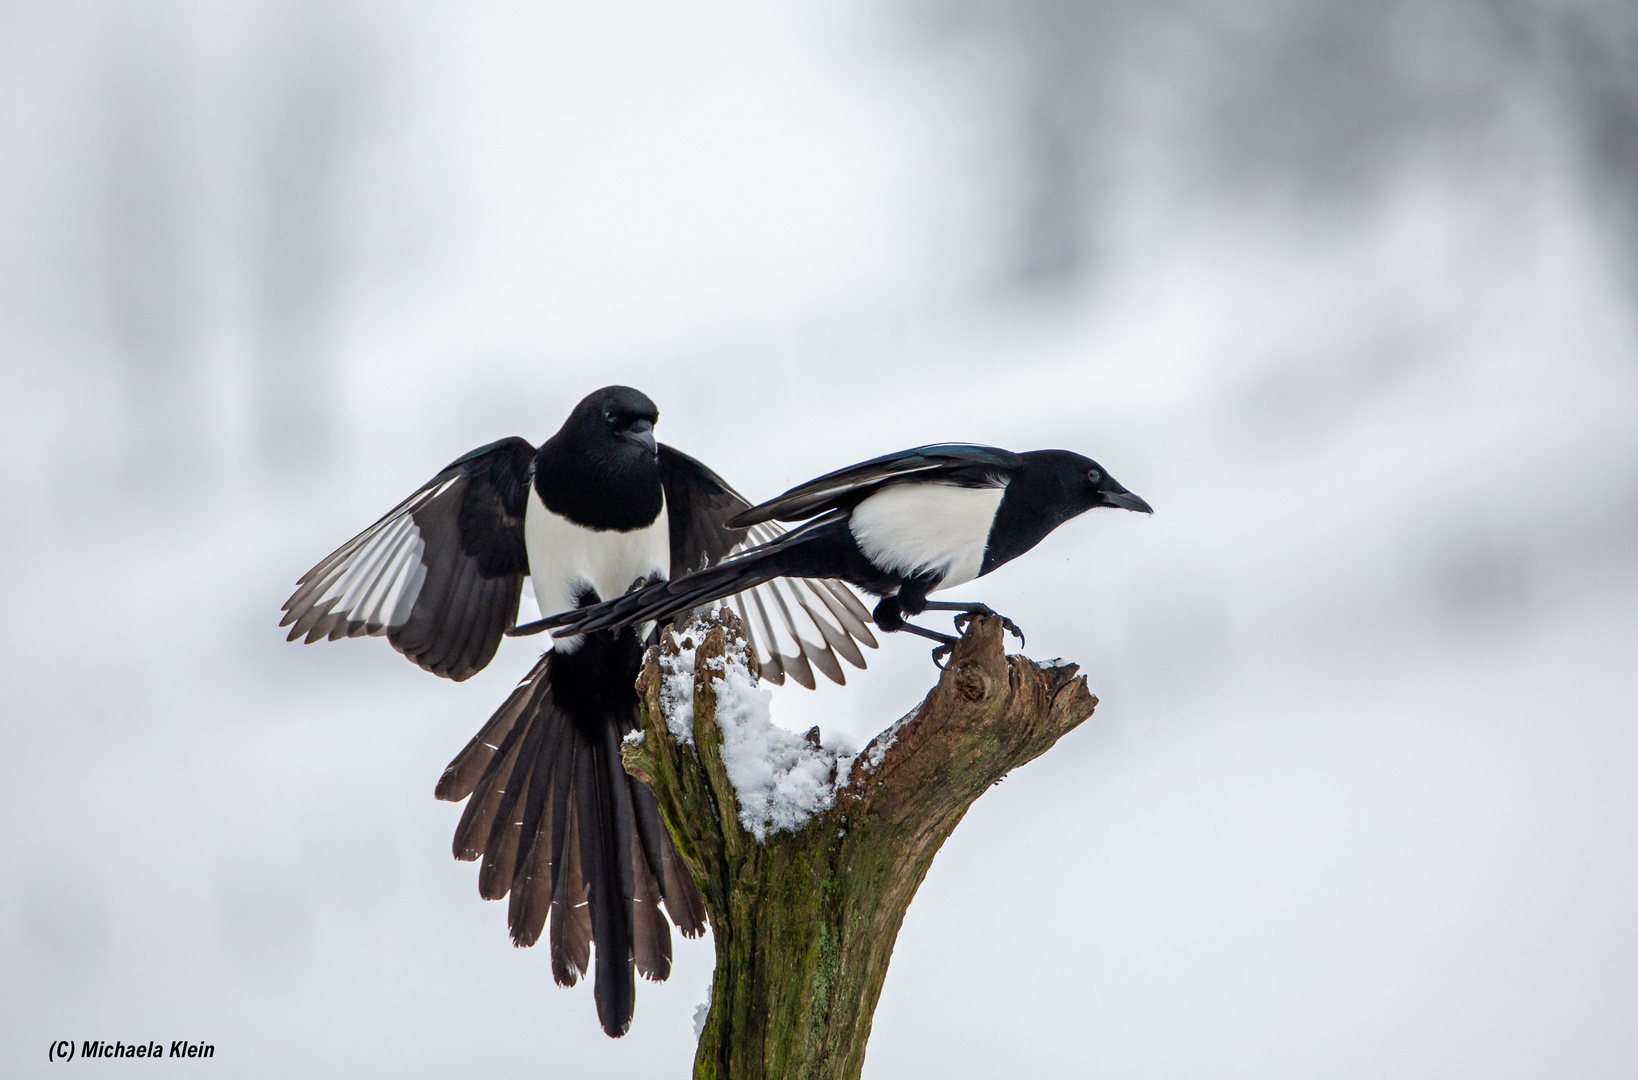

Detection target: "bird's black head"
[979, 449, 1151, 576]
[1079, 454, 1152, 516]
[565, 385, 660, 458]
[1022, 449, 1153, 523]
[536, 385, 665, 530]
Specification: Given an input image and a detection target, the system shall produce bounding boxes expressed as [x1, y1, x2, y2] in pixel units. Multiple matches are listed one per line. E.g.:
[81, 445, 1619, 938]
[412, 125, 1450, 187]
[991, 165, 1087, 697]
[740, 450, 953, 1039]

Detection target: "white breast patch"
[848, 481, 1007, 592]
[525, 487, 669, 649]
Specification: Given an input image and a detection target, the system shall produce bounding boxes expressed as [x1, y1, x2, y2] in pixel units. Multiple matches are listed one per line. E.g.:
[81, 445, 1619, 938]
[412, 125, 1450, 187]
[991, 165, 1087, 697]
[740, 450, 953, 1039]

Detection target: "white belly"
[848, 481, 1007, 592]
[525, 487, 669, 649]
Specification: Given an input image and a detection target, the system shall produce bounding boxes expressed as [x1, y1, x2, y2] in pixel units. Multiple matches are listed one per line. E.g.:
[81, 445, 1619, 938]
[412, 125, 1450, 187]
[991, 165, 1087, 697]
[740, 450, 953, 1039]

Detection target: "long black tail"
[435, 641, 707, 1037]
[544, 516, 839, 638]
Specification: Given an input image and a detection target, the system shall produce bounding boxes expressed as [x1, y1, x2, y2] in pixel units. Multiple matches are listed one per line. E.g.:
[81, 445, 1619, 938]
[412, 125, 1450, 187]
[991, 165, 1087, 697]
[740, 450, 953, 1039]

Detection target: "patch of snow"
[850, 704, 920, 780]
[693, 981, 712, 1040]
[833, 753, 858, 792]
[659, 619, 884, 839]
[621, 728, 645, 747]
[657, 630, 702, 744]
[707, 631, 859, 841]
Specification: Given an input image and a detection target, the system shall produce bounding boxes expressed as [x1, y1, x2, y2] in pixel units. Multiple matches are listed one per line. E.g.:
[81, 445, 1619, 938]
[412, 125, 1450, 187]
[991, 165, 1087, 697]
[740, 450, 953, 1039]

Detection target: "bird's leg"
[871, 595, 907, 633]
[872, 596, 961, 666]
[894, 621, 961, 668]
[918, 601, 1026, 647]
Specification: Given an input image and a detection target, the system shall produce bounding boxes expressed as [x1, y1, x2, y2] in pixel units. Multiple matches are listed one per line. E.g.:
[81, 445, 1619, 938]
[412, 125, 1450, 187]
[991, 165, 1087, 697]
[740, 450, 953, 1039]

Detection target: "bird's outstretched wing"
[727, 443, 1021, 527]
[658, 445, 877, 689]
[280, 437, 535, 681]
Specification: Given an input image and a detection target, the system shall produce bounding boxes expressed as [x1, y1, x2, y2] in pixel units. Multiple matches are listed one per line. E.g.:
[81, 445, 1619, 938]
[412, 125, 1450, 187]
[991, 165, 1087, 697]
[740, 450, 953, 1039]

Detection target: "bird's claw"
[931, 642, 955, 669]
[952, 606, 1026, 647]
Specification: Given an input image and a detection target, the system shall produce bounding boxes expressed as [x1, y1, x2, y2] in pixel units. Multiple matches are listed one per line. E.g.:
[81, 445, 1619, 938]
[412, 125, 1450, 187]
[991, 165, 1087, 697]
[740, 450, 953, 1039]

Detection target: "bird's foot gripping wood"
[626, 608, 1097, 1080]
[957, 607, 1025, 647]
[921, 601, 1027, 650]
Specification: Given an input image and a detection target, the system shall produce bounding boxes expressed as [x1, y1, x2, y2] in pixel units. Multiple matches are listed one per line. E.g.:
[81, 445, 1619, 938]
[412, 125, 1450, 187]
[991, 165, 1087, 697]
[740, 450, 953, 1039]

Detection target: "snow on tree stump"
[625, 608, 1098, 1080]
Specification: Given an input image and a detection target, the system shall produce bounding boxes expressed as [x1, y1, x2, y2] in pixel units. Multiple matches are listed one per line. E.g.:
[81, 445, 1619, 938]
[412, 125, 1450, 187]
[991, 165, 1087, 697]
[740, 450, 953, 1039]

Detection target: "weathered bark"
[626, 610, 1098, 1080]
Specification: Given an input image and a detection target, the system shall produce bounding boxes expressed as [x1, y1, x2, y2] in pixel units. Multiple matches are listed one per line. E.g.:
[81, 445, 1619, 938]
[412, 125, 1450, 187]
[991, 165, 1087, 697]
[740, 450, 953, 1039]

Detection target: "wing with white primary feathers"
[659, 447, 878, 688]
[726, 523, 877, 689]
[284, 435, 879, 689]
[280, 436, 535, 681]
[727, 443, 1021, 527]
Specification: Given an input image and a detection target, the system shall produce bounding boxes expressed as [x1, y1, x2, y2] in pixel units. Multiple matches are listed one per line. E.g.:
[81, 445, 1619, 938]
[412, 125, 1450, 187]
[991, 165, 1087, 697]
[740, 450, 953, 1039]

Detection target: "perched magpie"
[279, 386, 877, 1037]
[539, 443, 1153, 659]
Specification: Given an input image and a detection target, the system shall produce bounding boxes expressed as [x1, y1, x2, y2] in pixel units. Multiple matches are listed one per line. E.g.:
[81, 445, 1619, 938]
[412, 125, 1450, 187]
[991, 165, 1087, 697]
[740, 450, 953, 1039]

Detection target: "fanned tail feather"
[435, 651, 707, 1037]
[578, 726, 638, 1036]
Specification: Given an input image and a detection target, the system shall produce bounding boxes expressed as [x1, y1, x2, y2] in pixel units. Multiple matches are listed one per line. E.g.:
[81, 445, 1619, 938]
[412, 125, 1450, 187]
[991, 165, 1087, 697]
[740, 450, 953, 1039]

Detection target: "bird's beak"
[627, 420, 658, 456]
[1102, 489, 1153, 514]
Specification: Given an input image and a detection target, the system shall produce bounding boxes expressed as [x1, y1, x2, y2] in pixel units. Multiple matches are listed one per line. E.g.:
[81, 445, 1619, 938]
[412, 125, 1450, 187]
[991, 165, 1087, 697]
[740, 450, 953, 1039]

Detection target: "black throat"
[979, 455, 1092, 576]
[532, 434, 663, 532]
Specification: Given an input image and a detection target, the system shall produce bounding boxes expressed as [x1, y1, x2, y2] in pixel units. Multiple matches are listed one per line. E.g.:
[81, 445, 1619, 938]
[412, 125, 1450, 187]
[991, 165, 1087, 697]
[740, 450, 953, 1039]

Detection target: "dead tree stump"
[625, 609, 1098, 1080]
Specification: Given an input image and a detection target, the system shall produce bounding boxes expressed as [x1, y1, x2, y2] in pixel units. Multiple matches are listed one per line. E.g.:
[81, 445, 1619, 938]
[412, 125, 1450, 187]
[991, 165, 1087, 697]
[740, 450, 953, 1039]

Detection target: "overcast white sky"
[2, 1, 1637, 1077]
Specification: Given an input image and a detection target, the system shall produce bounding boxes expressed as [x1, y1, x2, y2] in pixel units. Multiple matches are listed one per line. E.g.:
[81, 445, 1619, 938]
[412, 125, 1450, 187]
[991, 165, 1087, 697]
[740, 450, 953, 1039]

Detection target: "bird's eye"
[1087, 469, 1102, 484]
[605, 412, 619, 426]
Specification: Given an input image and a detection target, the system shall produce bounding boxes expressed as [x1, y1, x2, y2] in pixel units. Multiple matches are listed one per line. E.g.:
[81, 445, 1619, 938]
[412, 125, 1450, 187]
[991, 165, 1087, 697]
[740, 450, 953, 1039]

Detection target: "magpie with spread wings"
[536, 443, 1152, 661]
[279, 386, 877, 1037]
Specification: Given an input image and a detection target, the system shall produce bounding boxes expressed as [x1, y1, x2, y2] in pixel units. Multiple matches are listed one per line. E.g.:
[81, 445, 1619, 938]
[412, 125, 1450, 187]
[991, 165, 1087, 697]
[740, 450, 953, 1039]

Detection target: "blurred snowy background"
[3, 0, 1637, 1076]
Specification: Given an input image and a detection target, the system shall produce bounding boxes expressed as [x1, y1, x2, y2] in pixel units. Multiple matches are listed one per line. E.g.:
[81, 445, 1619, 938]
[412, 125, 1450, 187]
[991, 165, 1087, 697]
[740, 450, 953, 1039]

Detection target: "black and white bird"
[278, 386, 877, 1037]
[539, 443, 1153, 659]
